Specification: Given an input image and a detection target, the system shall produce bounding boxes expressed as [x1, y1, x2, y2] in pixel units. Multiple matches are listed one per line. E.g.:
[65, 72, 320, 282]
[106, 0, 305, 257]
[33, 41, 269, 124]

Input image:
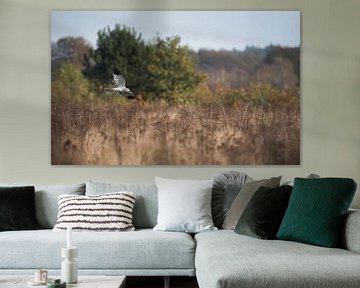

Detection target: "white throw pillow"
[153, 177, 217, 233]
[53, 192, 135, 231]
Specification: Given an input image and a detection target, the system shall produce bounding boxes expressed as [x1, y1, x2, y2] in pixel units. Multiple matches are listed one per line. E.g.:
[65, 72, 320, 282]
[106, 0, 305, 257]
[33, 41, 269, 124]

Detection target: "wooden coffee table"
[0, 275, 126, 288]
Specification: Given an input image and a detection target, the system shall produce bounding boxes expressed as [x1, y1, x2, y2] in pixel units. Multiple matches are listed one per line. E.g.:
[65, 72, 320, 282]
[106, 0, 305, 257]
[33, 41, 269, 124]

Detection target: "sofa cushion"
[86, 182, 158, 229]
[53, 192, 136, 232]
[0, 186, 40, 231]
[0, 183, 86, 229]
[234, 185, 292, 239]
[277, 178, 357, 247]
[195, 230, 360, 288]
[342, 209, 360, 253]
[153, 177, 216, 233]
[212, 171, 250, 228]
[0, 229, 195, 272]
[222, 176, 281, 229]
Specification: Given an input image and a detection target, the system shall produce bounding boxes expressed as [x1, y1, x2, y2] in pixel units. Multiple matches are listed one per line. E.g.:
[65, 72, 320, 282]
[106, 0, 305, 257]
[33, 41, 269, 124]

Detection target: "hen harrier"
[108, 69, 135, 99]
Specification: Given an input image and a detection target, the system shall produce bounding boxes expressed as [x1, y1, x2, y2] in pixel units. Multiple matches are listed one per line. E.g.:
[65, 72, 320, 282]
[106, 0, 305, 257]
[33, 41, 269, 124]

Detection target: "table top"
[0, 275, 126, 288]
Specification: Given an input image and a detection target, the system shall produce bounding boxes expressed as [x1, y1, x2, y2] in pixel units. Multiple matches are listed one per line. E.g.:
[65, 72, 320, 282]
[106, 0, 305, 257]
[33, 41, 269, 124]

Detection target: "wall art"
[51, 11, 300, 165]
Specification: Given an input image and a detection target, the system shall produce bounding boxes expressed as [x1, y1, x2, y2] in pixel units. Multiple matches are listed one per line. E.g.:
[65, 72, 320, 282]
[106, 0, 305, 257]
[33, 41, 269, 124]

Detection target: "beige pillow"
[222, 176, 281, 230]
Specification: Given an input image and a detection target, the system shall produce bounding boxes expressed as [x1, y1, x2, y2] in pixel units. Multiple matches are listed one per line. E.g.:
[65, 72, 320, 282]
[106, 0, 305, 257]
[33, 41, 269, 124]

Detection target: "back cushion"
[0, 183, 86, 228]
[86, 181, 158, 229]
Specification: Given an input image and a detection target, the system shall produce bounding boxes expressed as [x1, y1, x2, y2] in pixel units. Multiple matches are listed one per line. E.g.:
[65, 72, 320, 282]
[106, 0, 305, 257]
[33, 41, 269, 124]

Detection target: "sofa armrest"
[342, 209, 360, 253]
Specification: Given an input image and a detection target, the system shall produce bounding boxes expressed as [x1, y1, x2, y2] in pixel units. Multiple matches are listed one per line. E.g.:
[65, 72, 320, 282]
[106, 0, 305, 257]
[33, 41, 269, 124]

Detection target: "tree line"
[51, 24, 300, 106]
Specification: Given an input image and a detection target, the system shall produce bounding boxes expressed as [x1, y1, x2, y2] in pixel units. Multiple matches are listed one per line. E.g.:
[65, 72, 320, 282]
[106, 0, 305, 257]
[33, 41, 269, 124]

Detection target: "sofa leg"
[164, 276, 170, 288]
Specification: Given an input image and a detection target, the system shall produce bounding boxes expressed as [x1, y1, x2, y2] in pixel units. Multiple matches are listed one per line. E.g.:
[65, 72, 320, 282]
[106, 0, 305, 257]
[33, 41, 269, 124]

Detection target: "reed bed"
[51, 101, 300, 165]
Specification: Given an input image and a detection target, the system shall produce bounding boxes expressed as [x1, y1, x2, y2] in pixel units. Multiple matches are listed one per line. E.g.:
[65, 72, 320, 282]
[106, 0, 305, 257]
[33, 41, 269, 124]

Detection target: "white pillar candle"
[67, 225, 72, 249]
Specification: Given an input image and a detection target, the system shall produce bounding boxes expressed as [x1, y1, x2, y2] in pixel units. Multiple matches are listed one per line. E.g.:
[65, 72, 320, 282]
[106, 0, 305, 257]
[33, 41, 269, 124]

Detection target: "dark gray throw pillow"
[223, 176, 281, 230]
[212, 171, 250, 228]
[0, 186, 41, 231]
[235, 185, 292, 239]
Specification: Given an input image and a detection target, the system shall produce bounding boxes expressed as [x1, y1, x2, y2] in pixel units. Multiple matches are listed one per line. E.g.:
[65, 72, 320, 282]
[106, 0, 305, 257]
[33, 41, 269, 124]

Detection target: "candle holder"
[61, 247, 78, 284]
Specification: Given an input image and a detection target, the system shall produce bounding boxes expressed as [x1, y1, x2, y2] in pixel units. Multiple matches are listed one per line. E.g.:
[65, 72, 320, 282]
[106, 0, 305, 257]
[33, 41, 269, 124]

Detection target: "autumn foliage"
[51, 25, 300, 165]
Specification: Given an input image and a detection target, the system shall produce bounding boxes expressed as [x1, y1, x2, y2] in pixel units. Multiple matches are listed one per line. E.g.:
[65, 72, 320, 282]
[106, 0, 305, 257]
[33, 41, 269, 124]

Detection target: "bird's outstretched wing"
[113, 73, 126, 88]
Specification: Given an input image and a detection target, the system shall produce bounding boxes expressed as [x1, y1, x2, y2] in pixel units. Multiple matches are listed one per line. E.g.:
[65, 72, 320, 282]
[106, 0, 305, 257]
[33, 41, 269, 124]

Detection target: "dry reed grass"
[51, 101, 300, 165]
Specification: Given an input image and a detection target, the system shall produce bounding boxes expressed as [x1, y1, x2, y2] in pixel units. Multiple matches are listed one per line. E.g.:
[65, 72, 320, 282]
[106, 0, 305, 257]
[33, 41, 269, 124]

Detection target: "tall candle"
[67, 225, 72, 248]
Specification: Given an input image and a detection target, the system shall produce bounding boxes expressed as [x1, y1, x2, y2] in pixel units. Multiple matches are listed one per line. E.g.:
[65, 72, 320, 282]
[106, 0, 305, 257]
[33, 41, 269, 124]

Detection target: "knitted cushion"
[53, 192, 136, 231]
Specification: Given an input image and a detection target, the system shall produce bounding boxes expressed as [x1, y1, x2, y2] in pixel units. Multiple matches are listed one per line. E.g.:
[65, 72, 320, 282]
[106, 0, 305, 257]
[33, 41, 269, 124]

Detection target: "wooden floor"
[126, 276, 199, 288]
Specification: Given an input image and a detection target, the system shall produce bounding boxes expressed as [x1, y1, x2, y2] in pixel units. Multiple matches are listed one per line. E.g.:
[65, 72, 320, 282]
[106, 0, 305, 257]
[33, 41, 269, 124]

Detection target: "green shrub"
[52, 62, 94, 104]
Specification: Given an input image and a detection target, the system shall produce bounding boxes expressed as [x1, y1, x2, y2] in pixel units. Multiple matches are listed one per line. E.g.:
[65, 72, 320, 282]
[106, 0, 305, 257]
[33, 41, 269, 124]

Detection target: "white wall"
[0, 0, 359, 208]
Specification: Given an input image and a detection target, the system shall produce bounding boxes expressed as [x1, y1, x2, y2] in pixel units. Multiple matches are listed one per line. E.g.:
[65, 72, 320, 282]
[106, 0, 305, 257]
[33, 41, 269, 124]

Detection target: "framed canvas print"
[51, 11, 300, 165]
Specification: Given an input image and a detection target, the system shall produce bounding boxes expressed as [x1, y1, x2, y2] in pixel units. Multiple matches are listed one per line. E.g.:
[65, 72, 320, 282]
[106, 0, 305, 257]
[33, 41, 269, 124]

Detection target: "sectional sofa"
[0, 179, 359, 288]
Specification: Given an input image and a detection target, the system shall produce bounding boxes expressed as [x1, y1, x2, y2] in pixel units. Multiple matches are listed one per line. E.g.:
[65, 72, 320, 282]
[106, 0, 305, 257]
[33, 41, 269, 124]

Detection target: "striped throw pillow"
[53, 192, 136, 231]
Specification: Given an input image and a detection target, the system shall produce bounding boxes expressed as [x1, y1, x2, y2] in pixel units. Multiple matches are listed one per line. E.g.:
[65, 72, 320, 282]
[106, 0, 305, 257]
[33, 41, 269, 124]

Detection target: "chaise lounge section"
[195, 215, 360, 288]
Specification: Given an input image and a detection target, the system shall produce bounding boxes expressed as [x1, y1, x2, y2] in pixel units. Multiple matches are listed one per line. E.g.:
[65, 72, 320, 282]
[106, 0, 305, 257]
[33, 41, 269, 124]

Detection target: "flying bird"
[108, 69, 135, 99]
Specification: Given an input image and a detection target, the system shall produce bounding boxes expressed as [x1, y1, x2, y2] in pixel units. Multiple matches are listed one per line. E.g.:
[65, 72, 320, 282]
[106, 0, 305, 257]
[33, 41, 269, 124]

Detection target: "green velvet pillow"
[235, 185, 292, 239]
[277, 178, 357, 247]
[0, 186, 41, 231]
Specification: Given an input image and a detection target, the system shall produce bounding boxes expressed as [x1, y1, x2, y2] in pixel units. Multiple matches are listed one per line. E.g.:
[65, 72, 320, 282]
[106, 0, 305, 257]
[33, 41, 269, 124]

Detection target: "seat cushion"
[0, 229, 195, 271]
[195, 230, 360, 288]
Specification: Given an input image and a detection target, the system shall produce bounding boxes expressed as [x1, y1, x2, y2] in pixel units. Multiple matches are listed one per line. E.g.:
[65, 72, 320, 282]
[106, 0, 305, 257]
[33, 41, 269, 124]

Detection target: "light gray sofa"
[195, 211, 360, 288]
[0, 182, 195, 280]
[0, 181, 359, 288]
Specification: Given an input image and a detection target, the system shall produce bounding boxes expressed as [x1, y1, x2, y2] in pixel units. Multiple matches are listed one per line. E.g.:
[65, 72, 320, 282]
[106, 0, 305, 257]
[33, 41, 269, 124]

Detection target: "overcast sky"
[51, 11, 300, 51]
